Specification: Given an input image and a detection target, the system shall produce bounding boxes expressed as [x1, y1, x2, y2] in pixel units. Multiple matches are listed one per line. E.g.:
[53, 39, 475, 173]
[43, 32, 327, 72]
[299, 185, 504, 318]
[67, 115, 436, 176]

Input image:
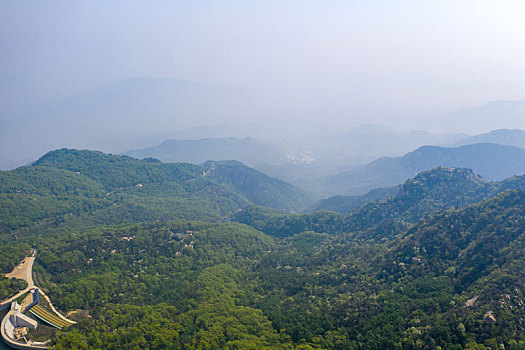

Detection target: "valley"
[3, 2, 525, 348]
[0, 144, 524, 349]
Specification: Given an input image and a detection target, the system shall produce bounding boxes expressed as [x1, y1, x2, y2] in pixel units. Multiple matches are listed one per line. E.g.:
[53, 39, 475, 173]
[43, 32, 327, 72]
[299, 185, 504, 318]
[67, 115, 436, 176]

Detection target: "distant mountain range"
[251, 125, 468, 193]
[314, 126, 525, 169]
[124, 137, 289, 168]
[435, 99, 525, 134]
[124, 128, 525, 198]
[253, 127, 525, 193]
[455, 128, 525, 149]
[318, 123, 467, 160]
[323, 143, 525, 196]
[122, 123, 467, 174]
[0, 77, 247, 170]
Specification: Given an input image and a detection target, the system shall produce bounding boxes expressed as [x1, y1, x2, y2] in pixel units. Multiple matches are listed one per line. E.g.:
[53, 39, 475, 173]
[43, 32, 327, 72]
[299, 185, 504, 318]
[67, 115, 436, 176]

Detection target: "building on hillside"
[24, 288, 40, 312]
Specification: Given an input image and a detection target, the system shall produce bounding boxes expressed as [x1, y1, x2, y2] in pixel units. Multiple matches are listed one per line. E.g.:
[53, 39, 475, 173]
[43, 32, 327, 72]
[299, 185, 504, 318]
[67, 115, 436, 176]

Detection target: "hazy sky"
[1, 1, 525, 167]
[3, 1, 525, 107]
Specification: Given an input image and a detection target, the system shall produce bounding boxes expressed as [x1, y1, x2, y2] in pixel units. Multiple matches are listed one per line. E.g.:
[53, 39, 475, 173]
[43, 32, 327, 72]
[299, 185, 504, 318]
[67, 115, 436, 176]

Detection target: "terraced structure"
[1, 252, 76, 349]
[29, 304, 72, 329]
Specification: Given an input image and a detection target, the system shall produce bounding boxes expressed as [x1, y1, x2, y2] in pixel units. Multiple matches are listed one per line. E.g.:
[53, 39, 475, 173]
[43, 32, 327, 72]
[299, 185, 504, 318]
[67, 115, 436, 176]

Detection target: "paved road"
[0, 251, 36, 309]
[1, 250, 76, 326]
[5, 253, 35, 288]
[1, 251, 50, 348]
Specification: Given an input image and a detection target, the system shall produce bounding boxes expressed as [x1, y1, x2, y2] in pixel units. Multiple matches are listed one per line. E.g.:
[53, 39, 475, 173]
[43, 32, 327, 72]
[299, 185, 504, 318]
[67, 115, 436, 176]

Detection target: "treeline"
[3, 151, 525, 348]
[233, 168, 525, 241]
[0, 149, 312, 232]
[26, 191, 525, 348]
[0, 242, 31, 300]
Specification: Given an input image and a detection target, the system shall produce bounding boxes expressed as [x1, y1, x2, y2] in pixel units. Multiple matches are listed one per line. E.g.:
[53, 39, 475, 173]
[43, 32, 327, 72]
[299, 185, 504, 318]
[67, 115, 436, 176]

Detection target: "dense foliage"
[202, 160, 312, 210]
[34, 191, 525, 348]
[316, 167, 525, 215]
[308, 186, 399, 214]
[0, 149, 310, 232]
[0, 242, 30, 299]
[2, 150, 525, 349]
[235, 168, 525, 240]
[34, 149, 310, 211]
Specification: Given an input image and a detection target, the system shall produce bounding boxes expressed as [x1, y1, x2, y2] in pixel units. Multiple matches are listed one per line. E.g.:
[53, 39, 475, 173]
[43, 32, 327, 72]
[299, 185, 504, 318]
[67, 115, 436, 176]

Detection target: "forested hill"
[374, 190, 525, 346]
[0, 165, 106, 197]
[385, 189, 525, 290]
[3, 150, 525, 348]
[33, 148, 204, 191]
[324, 143, 525, 196]
[243, 190, 525, 349]
[0, 149, 310, 232]
[17, 177, 525, 349]
[233, 167, 525, 238]
[34, 150, 310, 209]
[313, 166, 525, 214]
[202, 160, 312, 210]
[307, 186, 399, 214]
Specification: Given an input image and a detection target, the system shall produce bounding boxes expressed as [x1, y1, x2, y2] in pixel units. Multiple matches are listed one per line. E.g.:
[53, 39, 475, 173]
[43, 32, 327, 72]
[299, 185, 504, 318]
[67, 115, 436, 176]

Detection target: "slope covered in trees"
[307, 186, 399, 214]
[2, 150, 525, 349]
[18, 189, 523, 349]
[234, 167, 525, 239]
[1, 149, 310, 232]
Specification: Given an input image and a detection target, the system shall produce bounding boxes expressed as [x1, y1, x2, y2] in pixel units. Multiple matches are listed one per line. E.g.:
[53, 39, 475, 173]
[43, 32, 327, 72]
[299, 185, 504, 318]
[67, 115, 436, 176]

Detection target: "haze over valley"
[2, 1, 525, 349]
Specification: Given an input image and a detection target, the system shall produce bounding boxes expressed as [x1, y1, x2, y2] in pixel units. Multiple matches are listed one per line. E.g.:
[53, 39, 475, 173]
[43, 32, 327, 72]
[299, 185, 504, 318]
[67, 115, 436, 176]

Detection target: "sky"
[1, 0, 525, 168]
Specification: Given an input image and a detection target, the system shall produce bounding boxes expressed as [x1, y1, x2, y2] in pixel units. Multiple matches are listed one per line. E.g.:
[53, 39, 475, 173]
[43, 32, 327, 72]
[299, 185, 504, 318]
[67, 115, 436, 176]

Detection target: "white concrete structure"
[8, 302, 38, 332]
[1, 302, 48, 350]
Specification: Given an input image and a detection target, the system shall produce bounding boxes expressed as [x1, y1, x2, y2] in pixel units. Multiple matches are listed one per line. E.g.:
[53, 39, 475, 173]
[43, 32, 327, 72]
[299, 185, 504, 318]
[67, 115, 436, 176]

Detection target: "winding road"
[0, 251, 36, 310]
[1, 250, 76, 349]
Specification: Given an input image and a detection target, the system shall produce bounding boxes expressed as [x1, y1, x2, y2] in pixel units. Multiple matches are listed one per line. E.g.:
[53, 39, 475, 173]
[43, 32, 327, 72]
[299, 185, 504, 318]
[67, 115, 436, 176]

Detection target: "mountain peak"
[397, 167, 484, 198]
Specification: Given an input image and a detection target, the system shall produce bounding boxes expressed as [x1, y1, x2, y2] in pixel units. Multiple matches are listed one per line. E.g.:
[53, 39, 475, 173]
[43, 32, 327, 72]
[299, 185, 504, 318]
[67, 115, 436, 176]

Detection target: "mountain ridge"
[233, 166, 525, 239]
[1, 148, 310, 232]
[324, 143, 525, 196]
[123, 136, 289, 167]
[454, 128, 525, 149]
